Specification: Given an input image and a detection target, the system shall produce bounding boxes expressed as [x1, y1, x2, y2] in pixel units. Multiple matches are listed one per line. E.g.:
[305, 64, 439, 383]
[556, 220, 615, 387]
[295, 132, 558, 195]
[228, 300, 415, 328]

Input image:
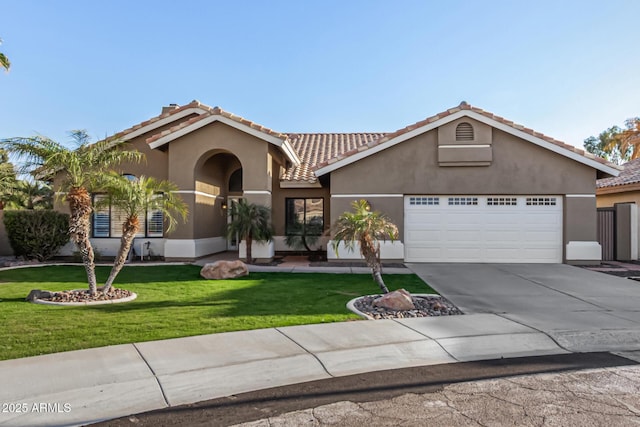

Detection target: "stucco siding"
[331, 128, 596, 196]
[167, 122, 270, 191]
[597, 192, 640, 208]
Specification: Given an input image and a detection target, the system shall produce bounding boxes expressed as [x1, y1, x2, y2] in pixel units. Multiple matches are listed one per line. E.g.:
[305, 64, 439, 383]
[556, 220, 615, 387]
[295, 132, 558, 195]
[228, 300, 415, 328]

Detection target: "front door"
[227, 197, 241, 250]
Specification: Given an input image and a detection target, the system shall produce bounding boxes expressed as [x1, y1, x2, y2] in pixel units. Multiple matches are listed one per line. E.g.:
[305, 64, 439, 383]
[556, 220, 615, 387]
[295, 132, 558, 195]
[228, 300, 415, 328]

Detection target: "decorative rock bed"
[347, 293, 463, 320]
[26, 288, 137, 306]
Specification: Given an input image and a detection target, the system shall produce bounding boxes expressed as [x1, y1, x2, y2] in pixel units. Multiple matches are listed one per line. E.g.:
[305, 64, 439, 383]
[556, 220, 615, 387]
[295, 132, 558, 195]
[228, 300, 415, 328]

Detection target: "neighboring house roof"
[597, 158, 640, 190]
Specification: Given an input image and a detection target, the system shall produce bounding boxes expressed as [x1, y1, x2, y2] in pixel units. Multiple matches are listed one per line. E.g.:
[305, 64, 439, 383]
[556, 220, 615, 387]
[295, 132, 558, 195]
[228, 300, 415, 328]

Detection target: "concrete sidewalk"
[0, 313, 571, 427]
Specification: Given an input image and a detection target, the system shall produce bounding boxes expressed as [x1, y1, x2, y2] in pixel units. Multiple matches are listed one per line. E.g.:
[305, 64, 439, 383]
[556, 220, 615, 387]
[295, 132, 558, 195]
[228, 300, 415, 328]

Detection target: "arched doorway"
[194, 151, 243, 251]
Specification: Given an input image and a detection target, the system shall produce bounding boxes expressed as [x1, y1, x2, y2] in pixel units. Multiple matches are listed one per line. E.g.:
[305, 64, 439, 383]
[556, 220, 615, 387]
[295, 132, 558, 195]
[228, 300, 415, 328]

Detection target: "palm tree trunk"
[67, 187, 98, 295]
[362, 240, 389, 294]
[102, 217, 139, 293]
[371, 264, 390, 294]
[246, 235, 253, 264]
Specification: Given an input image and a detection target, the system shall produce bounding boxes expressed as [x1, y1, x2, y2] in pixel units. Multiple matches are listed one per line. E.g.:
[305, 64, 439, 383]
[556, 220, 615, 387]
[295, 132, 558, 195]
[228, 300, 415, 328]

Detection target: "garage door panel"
[406, 247, 444, 259]
[448, 213, 482, 225]
[404, 196, 562, 263]
[444, 230, 481, 240]
[444, 248, 482, 260]
[524, 231, 559, 241]
[405, 230, 441, 242]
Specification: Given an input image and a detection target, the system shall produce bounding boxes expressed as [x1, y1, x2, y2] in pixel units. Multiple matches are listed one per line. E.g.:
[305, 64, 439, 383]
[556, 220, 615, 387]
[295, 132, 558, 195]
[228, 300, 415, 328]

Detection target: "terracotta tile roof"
[112, 100, 206, 140]
[312, 101, 620, 172]
[597, 158, 640, 188]
[282, 133, 386, 182]
[145, 101, 290, 146]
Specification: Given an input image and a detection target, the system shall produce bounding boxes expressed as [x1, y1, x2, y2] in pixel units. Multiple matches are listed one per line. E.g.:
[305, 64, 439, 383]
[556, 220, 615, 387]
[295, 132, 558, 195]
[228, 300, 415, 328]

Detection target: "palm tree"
[99, 174, 187, 293]
[1, 131, 143, 294]
[0, 38, 10, 72]
[0, 149, 17, 209]
[226, 199, 273, 264]
[615, 118, 640, 160]
[331, 199, 398, 294]
[8, 180, 53, 210]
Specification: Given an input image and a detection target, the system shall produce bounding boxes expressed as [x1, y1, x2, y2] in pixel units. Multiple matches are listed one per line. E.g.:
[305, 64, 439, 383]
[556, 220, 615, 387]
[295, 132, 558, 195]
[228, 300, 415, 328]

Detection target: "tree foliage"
[97, 173, 188, 292]
[0, 38, 10, 72]
[226, 199, 273, 263]
[6, 180, 53, 210]
[584, 118, 640, 164]
[4, 210, 70, 261]
[331, 200, 398, 294]
[1, 131, 143, 294]
[0, 149, 17, 209]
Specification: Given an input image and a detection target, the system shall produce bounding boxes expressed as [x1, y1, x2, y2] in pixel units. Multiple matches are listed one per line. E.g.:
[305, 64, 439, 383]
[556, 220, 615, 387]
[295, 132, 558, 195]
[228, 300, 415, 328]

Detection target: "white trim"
[239, 240, 275, 260]
[566, 241, 602, 261]
[438, 144, 491, 149]
[331, 194, 404, 198]
[122, 108, 208, 141]
[172, 190, 219, 199]
[565, 194, 596, 198]
[164, 237, 227, 258]
[243, 190, 272, 195]
[327, 240, 405, 260]
[148, 114, 301, 166]
[315, 110, 620, 177]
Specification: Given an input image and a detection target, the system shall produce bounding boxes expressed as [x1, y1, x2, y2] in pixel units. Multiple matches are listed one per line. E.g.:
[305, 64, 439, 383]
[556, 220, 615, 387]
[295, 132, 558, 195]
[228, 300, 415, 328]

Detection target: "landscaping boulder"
[200, 260, 248, 280]
[26, 289, 56, 302]
[373, 288, 415, 311]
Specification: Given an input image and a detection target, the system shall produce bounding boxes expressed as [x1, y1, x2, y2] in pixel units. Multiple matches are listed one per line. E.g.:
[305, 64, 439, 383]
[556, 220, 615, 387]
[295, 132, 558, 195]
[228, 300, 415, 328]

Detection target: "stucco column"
[565, 195, 602, 264]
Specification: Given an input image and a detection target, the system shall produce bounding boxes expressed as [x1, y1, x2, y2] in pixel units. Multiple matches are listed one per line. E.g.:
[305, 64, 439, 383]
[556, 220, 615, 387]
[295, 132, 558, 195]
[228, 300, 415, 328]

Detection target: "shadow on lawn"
[0, 265, 204, 284]
[1, 266, 433, 318]
[84, 281, 365, 317]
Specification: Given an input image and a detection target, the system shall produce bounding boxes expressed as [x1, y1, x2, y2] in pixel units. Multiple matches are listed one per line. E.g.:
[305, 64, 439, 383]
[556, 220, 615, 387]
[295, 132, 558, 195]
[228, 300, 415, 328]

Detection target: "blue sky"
[1, 0, 639, 149]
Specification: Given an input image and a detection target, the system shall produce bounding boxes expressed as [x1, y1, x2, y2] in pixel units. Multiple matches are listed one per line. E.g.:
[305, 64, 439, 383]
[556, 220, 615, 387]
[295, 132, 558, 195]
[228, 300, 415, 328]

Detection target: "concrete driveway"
[407, 263, 640, 353]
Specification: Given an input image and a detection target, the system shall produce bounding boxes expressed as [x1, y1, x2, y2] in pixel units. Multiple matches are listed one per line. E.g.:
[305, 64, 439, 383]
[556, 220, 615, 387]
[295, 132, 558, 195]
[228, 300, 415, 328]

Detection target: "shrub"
[3, 210, 70, 261]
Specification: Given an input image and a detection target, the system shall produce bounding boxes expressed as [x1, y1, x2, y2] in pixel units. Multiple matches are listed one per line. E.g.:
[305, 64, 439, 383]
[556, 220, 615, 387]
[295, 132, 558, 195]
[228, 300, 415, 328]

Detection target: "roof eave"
[597, 182, 640, 195]
[314, 110, 621, 178]
[148, 115, 300, 166]
[279, 180, 322, 188]
[121, 107, 209, 142]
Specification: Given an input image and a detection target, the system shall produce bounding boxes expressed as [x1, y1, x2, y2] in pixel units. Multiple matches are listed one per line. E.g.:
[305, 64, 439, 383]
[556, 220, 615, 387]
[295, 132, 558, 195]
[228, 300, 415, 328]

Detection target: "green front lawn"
[0, 265, 435, 361]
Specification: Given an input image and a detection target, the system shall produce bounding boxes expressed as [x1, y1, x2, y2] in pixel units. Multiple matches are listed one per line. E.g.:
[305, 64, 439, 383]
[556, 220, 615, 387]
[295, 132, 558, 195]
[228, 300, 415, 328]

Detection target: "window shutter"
[92, 194, 110, 237]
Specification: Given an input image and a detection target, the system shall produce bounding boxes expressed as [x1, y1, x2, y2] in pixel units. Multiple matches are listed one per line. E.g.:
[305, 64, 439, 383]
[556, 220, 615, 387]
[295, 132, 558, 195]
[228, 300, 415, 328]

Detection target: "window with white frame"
[92, 193, 164, 238]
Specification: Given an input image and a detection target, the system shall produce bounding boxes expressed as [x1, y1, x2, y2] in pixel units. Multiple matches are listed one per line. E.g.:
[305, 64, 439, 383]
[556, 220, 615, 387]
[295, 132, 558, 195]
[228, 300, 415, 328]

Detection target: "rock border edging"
[346, 293, 441, 320]
[32, 292, 138, 306]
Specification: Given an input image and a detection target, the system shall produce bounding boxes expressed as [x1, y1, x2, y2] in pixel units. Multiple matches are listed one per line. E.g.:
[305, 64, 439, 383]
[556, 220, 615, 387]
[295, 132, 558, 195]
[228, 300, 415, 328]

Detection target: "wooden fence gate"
[597, 207, 616, 261]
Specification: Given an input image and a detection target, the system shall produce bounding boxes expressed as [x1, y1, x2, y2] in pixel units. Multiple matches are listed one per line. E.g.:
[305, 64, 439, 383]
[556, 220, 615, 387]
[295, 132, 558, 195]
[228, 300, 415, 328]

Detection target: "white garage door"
[404, 196, 563, 263]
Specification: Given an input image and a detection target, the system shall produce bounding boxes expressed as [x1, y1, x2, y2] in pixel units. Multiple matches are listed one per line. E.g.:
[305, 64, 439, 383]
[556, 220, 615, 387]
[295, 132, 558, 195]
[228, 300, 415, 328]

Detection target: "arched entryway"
[194, 151, 243, 251]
